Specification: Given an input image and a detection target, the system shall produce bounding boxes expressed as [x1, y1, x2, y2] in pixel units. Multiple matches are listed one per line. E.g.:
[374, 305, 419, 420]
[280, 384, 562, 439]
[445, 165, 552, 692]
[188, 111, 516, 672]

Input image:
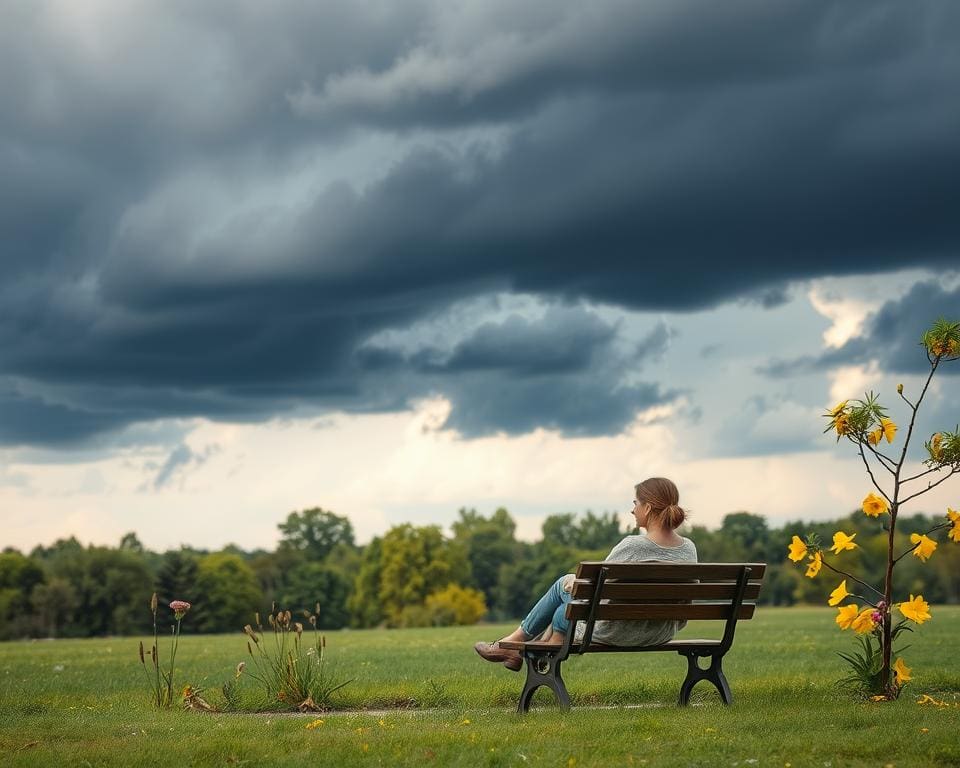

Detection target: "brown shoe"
[474, 641, 523, 672]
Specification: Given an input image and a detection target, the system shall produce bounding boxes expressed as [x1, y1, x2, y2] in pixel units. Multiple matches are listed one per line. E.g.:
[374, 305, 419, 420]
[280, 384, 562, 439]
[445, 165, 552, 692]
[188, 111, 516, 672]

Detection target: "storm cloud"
[2, 0, 959, 445]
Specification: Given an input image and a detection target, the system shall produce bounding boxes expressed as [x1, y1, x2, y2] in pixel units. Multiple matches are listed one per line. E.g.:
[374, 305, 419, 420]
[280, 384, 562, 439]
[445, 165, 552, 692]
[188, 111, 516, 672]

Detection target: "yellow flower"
[835, 604, 859, 630]
[834, 413, 851, 436]
[830, 531, 858, 554]
[828, 580, 850, 606]
[867, 428, 882, 446]
[805, 551, 822, 578]
[851, 608, 877, 635]
[947, 508, 960, 543]
[930, 433, 943, 461]
[829, 400, 848, 417]
[862, 492, 889, 517]
[909, 533, 937, 562]
[787, 535, 808, 563]
[893, 657, 912, 686]
[306, 719, 325, 730]
[879, 418, 897, 444]
[898, 594, 932, 624]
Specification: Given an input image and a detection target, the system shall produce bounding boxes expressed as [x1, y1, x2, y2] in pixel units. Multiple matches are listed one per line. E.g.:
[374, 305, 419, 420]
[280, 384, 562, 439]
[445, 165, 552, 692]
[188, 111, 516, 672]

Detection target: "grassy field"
[1, 607, 959, 767]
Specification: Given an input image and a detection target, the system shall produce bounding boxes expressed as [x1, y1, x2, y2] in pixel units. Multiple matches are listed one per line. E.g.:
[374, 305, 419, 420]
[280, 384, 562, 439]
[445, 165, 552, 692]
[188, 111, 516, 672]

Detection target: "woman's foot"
[474, 641, 523, 671]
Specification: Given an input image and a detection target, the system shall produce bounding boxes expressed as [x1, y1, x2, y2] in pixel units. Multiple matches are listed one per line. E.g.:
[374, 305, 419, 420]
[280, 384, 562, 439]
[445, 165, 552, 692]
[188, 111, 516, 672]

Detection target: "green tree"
[378, 524, 468, 626]
[155, 550, 199, 607]
[451, 507, 519, 615]
[30, 577, 78, 638]
[0, 551, 46, 639]
[277, 507, 354, 562]
[348, 537, 384, 628]
[193, 553, 263, 633]
[279, 561, 351, 629]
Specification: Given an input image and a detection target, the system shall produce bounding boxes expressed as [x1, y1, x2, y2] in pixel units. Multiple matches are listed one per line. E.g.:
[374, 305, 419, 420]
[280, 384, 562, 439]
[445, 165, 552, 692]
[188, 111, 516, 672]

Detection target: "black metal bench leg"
[517, 654, 571, 713]
[678, 653, 732, 706]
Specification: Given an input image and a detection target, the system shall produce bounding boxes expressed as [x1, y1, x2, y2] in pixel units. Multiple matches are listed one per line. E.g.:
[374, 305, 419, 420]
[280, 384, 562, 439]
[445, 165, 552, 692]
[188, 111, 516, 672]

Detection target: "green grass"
[1, 607, 959, 766]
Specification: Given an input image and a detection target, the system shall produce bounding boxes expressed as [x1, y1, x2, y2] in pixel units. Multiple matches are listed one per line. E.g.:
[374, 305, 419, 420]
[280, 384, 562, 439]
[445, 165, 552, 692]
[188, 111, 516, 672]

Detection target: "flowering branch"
[892, 521, 953, 565]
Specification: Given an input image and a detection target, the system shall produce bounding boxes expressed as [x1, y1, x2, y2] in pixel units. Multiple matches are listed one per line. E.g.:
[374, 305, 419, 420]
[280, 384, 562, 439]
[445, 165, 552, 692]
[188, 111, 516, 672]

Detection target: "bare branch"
[898, 389, 915, 409]
[857, 443, 891, 503]
[895, 358, 939, 472]
[900, 465, 944, 484]
[819, 556, 884, 597]
[899, 467, 958, 505]
[863, 441, 897, 474]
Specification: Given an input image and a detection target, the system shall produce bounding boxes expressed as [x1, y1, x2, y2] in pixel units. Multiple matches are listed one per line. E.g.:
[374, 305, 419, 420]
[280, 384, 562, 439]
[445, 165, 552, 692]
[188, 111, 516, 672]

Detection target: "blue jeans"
[520, 576, 572, 639]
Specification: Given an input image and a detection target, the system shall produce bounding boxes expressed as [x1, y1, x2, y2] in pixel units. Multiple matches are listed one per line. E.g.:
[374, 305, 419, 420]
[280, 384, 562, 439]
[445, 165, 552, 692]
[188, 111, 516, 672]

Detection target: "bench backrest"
[566, 562, 766, 651]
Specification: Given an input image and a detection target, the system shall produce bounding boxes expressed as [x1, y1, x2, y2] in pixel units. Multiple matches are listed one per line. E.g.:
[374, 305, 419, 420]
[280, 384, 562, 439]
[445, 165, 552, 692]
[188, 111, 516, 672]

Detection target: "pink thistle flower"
[170, 600, 191, 619]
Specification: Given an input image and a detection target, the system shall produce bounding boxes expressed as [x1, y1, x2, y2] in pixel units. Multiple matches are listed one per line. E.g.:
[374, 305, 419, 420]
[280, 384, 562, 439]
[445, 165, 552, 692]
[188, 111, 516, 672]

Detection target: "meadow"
[1, 607, 958, 767]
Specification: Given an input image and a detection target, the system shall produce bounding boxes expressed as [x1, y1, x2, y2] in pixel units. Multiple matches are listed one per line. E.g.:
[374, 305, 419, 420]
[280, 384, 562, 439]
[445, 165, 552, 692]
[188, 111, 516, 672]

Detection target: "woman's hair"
[634, 477, 687, 530]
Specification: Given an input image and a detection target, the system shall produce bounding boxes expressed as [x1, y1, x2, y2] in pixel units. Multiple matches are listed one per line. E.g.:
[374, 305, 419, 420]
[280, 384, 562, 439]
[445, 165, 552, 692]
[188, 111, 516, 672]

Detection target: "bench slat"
[499, 638, 722, 653]
[570, 581, 763, 600]
[566, 602, 756, 621]
[575, 562, 766, 580]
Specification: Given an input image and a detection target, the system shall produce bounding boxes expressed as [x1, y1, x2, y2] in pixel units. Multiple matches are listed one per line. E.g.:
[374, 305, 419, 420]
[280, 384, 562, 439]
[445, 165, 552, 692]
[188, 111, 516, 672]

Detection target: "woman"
[474, 477, 697, 671]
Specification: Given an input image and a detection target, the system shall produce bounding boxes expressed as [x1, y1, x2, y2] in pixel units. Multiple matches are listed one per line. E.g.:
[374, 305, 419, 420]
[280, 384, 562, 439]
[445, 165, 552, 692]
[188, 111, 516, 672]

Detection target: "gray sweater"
[576, 531, 698, 647]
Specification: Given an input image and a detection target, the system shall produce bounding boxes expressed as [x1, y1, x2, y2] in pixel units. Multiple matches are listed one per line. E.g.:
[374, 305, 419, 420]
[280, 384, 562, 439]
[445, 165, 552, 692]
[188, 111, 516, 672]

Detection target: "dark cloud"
[760, 281, 960, 378]
[358, 309, 679, 436]
[2, 0, 959, 445]
[152, 442, 220, 489]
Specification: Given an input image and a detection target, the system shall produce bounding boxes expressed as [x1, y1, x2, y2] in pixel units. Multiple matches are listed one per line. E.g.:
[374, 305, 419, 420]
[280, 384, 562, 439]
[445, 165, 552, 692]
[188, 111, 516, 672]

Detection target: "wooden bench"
[498, 561, 766, 712]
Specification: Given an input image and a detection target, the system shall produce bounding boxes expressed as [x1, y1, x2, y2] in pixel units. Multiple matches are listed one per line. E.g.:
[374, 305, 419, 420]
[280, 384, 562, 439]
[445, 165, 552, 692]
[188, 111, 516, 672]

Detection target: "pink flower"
[871, 611, 882, 623]
[170, 600, 191, 619]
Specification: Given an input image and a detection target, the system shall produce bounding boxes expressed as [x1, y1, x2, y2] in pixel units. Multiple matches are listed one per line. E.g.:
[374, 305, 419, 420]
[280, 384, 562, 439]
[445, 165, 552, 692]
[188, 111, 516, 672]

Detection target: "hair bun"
[664, 503, 686, 529]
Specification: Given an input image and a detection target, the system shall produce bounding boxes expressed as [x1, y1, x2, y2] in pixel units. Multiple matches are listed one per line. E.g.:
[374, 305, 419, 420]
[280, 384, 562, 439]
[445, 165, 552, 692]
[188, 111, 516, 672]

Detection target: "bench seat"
[506, 561, 766, 713]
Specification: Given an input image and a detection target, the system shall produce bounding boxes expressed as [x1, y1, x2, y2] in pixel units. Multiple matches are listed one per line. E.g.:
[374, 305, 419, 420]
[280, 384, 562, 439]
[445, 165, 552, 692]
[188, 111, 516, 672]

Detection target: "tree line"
[2, 506, 958, 639]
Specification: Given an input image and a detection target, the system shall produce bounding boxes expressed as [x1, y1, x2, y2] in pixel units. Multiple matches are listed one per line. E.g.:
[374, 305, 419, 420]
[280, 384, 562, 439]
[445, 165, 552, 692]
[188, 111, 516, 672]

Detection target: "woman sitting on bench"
[474, 476, 698, 671]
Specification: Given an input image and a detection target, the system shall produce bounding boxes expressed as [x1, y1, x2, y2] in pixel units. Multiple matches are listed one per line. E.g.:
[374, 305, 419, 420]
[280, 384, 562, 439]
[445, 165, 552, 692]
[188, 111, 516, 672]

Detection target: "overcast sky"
[2, 0, 959, 552]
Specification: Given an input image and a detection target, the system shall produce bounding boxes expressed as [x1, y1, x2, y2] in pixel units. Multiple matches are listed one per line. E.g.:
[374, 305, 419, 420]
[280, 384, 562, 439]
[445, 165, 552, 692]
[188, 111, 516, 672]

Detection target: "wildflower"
[829, 400, 848, 417]
[834, 413, 851, 436]
[805, 551, 822, 578]
[788, 536, 808, 563]
[867, 428, 883, 446]
[169, 600, 191, 620]
[897, 383, 903, 395]
[930, 433, 943, 462]
[830, 531, 858, 554]
[244, 625, 259, 643]
[862, 493, 889, 517]
[306, 719, 325, 730]
[947, 508, 960, 543]
[828, 580, 850, 607]
[909, 533, 937, 562]
[898, 595, 932, 624]
[835, 604, 859, 630]
[150, 593, 158, 614]
[893, 657, 911, 686]
[871, 611, 882, 623]
[879, 418, 897, 444]
[294, 622, 303, 638]
[235, 662, 245, 679]
[851, 608, 876, 635]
